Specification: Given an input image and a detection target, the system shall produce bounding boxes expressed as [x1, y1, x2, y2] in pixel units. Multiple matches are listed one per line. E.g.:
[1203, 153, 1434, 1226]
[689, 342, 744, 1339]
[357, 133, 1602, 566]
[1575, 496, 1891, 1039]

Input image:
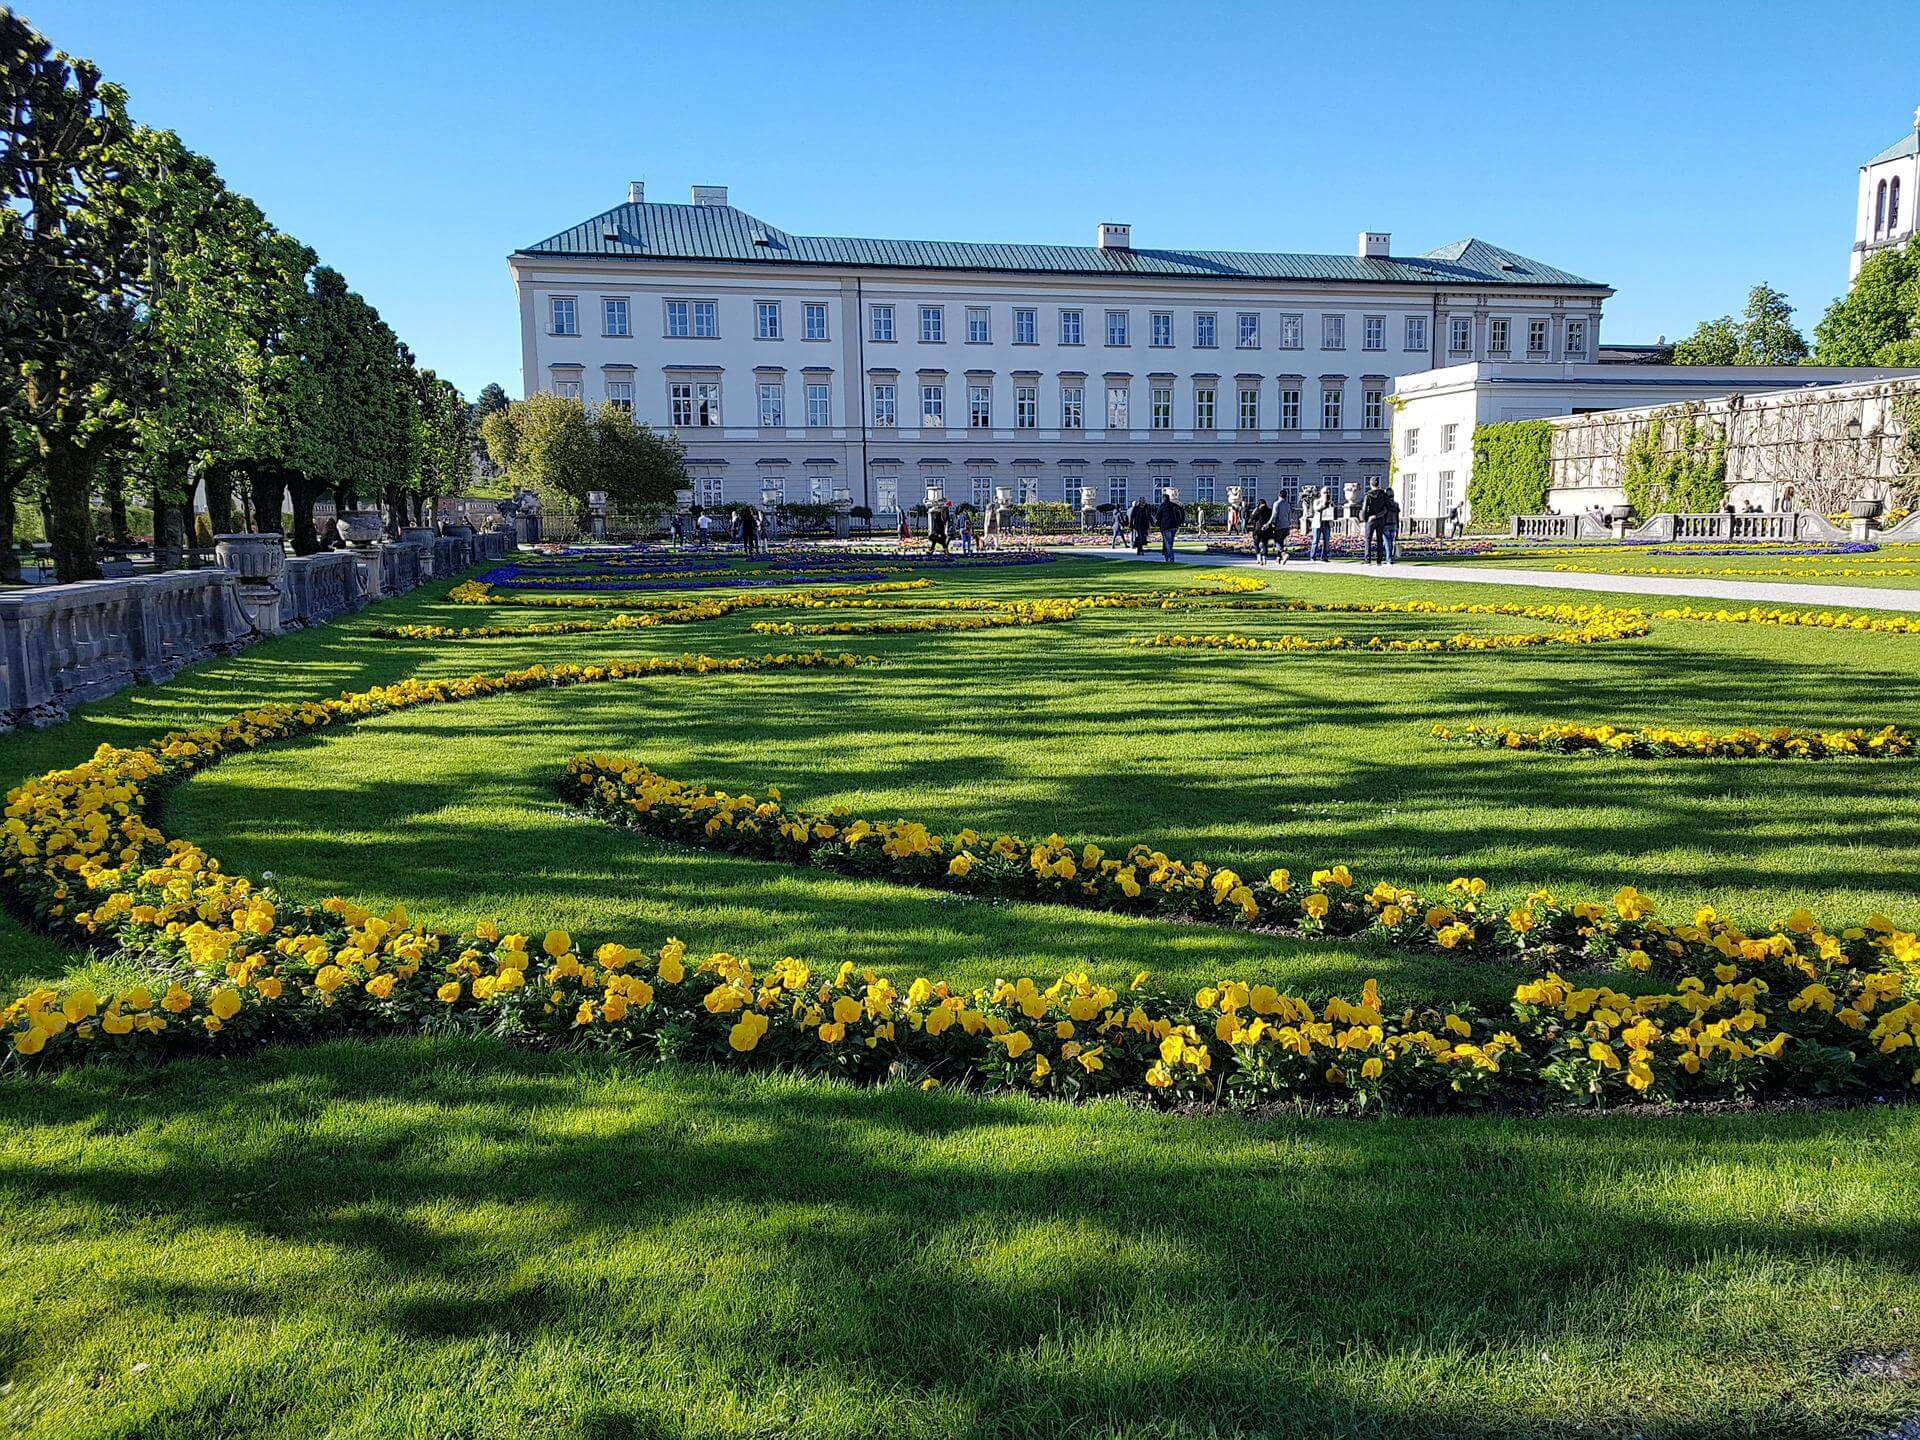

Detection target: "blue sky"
[22, 0, 1920, 397]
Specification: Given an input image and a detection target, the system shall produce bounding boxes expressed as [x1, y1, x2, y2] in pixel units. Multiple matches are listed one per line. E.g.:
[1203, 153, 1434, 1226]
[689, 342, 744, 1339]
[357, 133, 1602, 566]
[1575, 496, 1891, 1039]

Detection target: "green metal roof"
[515, 202, 1606, 289]
[1869, 132, 1919, 166]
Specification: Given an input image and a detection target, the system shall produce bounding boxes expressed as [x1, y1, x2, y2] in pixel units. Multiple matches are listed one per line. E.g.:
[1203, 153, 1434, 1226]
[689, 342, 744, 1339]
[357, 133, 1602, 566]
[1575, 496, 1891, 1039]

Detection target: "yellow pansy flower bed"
[1432, 722, 1917, 760]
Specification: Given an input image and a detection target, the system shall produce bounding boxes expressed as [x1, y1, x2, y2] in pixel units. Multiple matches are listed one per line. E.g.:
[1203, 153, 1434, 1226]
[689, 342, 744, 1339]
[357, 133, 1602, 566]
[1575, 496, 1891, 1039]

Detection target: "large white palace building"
[511, 183, 1611, 516]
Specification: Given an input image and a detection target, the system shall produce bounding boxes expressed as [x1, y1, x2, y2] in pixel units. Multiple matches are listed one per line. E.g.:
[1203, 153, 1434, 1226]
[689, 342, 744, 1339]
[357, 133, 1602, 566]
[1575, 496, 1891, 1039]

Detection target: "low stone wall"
[0, 527, 517, 731]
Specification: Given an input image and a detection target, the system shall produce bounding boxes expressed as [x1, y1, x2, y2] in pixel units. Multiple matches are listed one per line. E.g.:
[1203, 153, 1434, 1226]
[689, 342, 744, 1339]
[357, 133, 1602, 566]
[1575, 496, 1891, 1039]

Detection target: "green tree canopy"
[1814, 238, 1920, 364]
[1672, 283, 1807, 366]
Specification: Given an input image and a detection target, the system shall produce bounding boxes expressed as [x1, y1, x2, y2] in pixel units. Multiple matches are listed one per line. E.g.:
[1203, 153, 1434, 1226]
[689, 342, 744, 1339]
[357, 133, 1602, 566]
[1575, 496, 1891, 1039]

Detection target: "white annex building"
[511, 182, 1611, 516]
[1854, 107, 1920, 279]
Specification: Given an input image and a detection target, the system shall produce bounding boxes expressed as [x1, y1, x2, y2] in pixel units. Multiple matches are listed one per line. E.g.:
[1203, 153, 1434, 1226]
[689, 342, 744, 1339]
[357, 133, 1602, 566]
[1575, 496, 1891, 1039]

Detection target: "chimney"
[1358, 231, 1391, 259]
[691, 184, 729, 207]
[1098, 222, 1131, 250]
[627, 180, 645, 204]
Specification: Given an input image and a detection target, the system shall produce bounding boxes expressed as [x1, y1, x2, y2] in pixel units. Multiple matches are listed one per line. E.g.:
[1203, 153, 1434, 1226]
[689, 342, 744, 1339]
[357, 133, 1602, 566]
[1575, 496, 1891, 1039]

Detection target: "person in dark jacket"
[1248, 498, 1274, 565]
[1360, 480, 1391, 565]
[1128, 496, 1152, 554]
[1381, 488, 1401, 565]
[1270, 490, 1297, 565]
[1154, 492, 1186, 562]
[928, 501, 950, 555]
[738, 505, 760, 558]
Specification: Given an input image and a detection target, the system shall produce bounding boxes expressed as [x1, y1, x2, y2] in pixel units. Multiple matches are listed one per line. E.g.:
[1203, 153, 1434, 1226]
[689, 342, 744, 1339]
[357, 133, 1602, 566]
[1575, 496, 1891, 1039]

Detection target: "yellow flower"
[437, 981, 463, 1004]
[543, 930, 573, 958]
[728, 1012, 770, 1051]
[12, 1026, 47, 1056]
[998, 1030, 1032, 1059]
[209, 988, 243, 1022]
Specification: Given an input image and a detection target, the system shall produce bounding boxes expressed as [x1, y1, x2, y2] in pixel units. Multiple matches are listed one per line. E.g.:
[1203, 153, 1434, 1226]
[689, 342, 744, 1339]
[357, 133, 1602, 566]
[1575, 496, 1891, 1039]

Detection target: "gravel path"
[1056, 546, 1920, 613]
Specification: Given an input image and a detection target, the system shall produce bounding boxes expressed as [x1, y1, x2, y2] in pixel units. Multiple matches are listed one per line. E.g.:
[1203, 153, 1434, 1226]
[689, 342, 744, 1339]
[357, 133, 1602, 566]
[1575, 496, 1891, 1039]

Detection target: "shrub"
[1467, 421, 1553, 523]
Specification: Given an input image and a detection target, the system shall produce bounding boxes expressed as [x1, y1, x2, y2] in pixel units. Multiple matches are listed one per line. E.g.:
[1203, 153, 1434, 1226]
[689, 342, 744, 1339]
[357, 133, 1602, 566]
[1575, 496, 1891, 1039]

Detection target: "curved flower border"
[1432, 721, 1917, 760]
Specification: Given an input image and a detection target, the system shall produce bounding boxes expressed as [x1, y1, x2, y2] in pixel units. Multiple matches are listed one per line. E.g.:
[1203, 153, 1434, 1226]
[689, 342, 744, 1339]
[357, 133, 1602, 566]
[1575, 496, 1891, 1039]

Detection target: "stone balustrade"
[0, 529, 516, 731]
[1510, 511, 1853, 545]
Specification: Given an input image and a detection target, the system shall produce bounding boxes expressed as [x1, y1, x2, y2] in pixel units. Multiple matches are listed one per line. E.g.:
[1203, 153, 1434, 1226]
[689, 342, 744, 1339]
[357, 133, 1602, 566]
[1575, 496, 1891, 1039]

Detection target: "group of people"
[1115, 492, 1191, 561]
[1231, 482, 1402, 565]
[916, 499, 978, 557]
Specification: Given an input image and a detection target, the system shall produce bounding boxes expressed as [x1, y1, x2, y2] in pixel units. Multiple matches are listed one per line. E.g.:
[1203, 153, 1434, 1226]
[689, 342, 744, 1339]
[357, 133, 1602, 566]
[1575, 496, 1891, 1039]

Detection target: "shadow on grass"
[3, 1034, 1918, 1438]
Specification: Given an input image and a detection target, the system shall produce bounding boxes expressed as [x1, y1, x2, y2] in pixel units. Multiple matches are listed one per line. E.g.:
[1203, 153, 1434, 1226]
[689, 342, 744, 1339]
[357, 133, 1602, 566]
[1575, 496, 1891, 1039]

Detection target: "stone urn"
[1849, 497, 1886, 520]
[213, 533, 287, 581]
[336, 510, 386, 546]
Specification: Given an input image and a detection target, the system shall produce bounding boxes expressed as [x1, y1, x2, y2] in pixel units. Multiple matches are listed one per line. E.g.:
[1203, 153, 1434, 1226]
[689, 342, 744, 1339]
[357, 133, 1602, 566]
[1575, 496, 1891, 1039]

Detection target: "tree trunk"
[384, 483, 405, 537]
[289, 477, 325, 556]
[0, 477, 17, 584]
[43, 439, 102, 583]
[248, 465, 286, 537]
[105, 472, 131, 547]
[203, 467, 236, 533]
[152, 501, 184, 571]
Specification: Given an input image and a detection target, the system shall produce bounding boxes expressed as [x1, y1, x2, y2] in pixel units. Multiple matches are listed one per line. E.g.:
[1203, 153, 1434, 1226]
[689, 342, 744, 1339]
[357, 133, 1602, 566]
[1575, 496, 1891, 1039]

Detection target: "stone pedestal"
[1852, 518, 1878, 544]
[351, 545, 384, 598]
[214, 533, 290, 637]
[400, 527, 437, 580]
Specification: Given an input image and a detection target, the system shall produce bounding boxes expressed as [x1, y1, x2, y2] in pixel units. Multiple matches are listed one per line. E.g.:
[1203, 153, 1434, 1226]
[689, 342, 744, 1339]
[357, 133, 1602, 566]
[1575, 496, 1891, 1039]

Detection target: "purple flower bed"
[1614, 542, 1881, 558]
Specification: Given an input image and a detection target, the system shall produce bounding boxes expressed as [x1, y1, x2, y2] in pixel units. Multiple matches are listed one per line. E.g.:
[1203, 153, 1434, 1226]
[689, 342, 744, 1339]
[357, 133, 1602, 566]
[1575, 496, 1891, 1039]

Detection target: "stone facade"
[1542, 375, 1920, 515]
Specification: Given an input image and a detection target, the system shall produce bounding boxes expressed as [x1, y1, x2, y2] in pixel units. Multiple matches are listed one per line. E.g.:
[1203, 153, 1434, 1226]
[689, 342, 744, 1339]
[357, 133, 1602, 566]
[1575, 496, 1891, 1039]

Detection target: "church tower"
[1853, 105, 1920, 279]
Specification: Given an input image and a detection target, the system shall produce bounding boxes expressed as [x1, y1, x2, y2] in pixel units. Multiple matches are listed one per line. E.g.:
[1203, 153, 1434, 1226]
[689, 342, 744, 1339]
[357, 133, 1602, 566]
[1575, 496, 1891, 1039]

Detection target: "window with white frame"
[971, 474, 993, 509]
[604, 378, 633, 411]
[551, 296, 578, 335]
[1060, 309, 1083, 345]
[1279, 313, 1303, 349]
[806, 382, 831, 428]
[1148, 468, 1173, 501]
[669, 381, 693, 425]
[757, 380, 784, 427]
[1237, 386, 1259, 430]
[1106, 310, 1129, 346]
[665, 300, 689, 338]
[1439, 470, 1457, 511]
[555, 377, 583, 401]
[920, 383, 945, 426]
[1013, 308, 1037, 345]
[1106, 385, 1129, 430]
[1321, 314, 1345, 350]
[1194, 471, 1215, 503]
[695, 381, 721, 425]
[1015, 384, 1037, 429]
[803, 303, 828, 341]
[1237, 470, 1260, 503]
[871, 304, 895, 342]
[1278, 472, 1300, 505]
[1488, 317, 1510, 354]
[966, 307, 990, 343]
[1363, 315, 1384, 351]
[762, 468, 788, 505]
[756, 301, 781, 340]
[1194, 312, 1217, 348]
[697, 476, 725, 508]
[1278, 386, 1300, 430]
[871, 382, 896, 427]
[1107, 474, 1128, 507]
[1405, 315, 1428, 352]
[1151, 385, 1172, 429]
[1194, 385, 1216, 430]
[1441, 422, 1458, 451]
[1565, 319, 1588, 358]
[968, 383, 991, 428]
[920, 306, 944, 342]
[808, 471, 829, 503]
[1449, 317, 1472, 353]
[875, 475, 898, 515]
[1151, 311, 1173, 347]
[1061, 383, 1084, 429]
[1405, 428, 1421, 455]
[603, 297, 629, 337]
[692, 301, 718, 338]
[1061, 471, 1085, 505]
[1528, 318, 1549, 355]
[1017, 473, 1039, 503]
[1237, 312, 1260, 348]
[1362, 386, 1384, 430]
[1321, 384, 1342, 431]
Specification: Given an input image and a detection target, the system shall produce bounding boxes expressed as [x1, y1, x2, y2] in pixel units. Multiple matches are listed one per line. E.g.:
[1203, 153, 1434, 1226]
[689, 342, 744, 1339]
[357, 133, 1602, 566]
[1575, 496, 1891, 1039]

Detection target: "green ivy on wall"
[1466, 420, 1553, 522]
[1620, 407, 1727, 516]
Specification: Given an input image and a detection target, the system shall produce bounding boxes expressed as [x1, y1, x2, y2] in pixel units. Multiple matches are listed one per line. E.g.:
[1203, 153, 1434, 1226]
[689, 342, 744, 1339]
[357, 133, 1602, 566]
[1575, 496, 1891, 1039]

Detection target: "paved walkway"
[1054, 546, 1920, 613]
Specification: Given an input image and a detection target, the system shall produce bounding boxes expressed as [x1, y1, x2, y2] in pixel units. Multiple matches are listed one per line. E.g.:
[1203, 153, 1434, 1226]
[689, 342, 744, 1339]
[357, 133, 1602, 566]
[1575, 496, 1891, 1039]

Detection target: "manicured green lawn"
[4, 552, 1920, 1439]
[3, 1034, 1918, 1440]
[1411, 542, 1920, 590]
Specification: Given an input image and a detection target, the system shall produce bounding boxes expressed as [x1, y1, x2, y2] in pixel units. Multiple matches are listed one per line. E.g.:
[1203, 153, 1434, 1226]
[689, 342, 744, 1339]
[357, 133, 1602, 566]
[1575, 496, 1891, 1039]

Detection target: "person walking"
[984, 498, 1003, 551]
[1308, 487, 1334, 562]
[1271, 489, 1297, 565]
[1381, 487, 1401, 565]
[1446, 503, 1464, 541]
[897, 505, 912, 550]
[1128, 495, 1152, 555]
[1360, 480, 1390, 565]
[695, 509, 712, 547]
[1154, 489, 1186, 563]
[957, 506, 976, 556]
[1248, 497, 1273, 565]
[928, 500, 950, 556]
[739, 504, 760, 558]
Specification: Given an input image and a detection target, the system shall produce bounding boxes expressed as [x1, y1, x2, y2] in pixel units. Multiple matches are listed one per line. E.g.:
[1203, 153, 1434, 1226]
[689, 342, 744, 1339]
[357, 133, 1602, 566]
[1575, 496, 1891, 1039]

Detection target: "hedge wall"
[1467, 421, 1553, 523]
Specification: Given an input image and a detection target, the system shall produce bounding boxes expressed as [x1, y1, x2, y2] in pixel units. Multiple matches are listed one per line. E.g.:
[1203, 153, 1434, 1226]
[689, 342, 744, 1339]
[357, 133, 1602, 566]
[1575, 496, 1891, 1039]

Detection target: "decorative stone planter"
[1849, 498, 1886, 520]
[399, 526, 437, 579]
[337, 511, 386, 546]
[213, 533, 287, 581]
[1608, 505, 1633, 522]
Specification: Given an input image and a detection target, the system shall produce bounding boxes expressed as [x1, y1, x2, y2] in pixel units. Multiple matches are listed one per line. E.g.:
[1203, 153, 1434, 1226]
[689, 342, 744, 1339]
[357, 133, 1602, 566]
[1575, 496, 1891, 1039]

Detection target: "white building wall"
[1852, 115, 1920, 279]
[510, 236, 1607, 516]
